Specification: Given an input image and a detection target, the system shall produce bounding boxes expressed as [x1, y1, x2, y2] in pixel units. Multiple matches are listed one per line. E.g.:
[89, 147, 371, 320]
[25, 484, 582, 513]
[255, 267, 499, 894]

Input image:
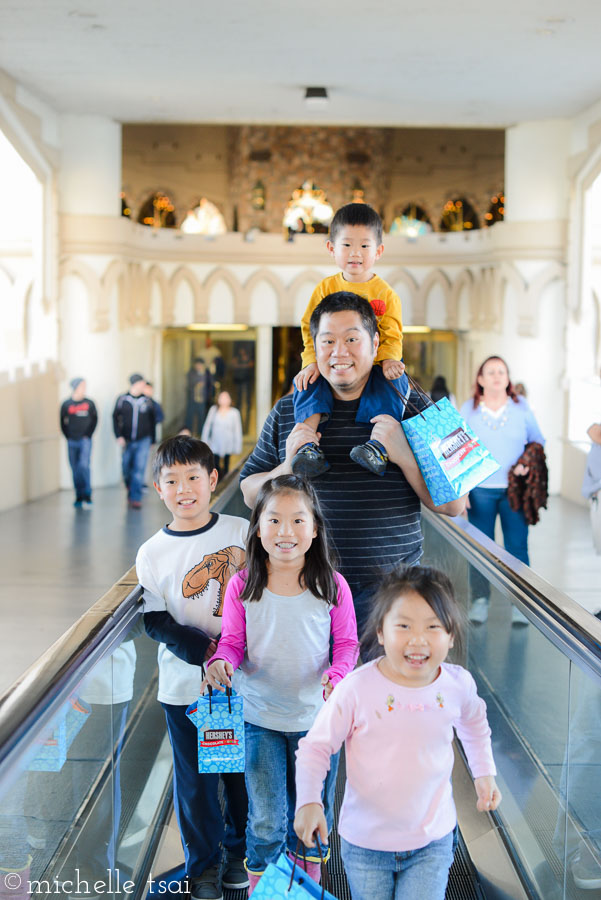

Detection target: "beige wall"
[0, 364, 61, 512]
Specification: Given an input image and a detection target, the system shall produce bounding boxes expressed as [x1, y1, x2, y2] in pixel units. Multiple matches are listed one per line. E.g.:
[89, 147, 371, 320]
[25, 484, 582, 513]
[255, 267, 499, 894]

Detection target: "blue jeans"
[293, 367, 409, 427]
[67, 436, 92, 501]
[122, 436, 152, 502]
[340, 831, 455, 900]
[244, 722, 338, 873]
[349, 581, 381, 659]
[467, 486, 530, 600]
[163, 704, 248, 877]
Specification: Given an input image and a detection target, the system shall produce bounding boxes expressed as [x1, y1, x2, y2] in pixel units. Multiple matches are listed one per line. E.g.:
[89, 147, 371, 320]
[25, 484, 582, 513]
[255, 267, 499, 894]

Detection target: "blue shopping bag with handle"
[399, 377, 500, 506]
[253, 843, 336, 900]
[186, 685, 244, 773]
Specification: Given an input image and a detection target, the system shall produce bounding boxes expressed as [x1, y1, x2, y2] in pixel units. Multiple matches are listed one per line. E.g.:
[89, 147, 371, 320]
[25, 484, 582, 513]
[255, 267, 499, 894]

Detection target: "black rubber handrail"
[422, 506, 601, 678]
[0, 463, 246, 783]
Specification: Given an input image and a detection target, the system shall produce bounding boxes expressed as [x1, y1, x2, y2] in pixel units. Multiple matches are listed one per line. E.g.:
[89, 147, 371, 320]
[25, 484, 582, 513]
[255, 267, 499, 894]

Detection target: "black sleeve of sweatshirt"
[143, 610, 212, 668]
[87, 400, 98, 437]
[60, 400, 69, 438]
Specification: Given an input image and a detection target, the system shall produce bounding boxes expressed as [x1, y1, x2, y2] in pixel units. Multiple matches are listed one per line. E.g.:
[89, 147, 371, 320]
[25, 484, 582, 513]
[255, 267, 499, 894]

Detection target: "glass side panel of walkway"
[1, 476, 601, 900]
[422, 509, 601, 899]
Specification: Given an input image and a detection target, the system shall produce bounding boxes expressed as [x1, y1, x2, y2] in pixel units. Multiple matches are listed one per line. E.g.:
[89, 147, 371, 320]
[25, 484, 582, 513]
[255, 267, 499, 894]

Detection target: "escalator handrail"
[0, 462, 247, 778]
[422, 506, 601, 677]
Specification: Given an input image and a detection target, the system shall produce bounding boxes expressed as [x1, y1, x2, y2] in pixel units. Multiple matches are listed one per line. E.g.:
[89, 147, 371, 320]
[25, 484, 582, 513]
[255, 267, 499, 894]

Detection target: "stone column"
[255, 325, 273, 436]
[59, 115, 121, 215]
[504, 119, 570, 222]
[58, 116, 124, 489]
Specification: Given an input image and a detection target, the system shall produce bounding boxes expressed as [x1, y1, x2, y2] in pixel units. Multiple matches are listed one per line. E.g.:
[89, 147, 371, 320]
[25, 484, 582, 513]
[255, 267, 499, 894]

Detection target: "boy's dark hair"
[330, 202, 383, 245]
[241, 474, 339, 606]
[152, 435, 215, 482]
[362, 566, 465, 658]
[309, 291, 378, 343]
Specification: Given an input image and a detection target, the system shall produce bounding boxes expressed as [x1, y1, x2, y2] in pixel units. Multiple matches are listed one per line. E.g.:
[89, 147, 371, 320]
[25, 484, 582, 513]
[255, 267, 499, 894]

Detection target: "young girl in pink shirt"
[205, 474, 359, 895]
[294, 566, 501, 900]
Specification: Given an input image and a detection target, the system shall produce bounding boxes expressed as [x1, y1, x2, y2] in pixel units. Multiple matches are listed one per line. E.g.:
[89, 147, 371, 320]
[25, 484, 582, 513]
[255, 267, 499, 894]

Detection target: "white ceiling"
[1, 0, 601, 127]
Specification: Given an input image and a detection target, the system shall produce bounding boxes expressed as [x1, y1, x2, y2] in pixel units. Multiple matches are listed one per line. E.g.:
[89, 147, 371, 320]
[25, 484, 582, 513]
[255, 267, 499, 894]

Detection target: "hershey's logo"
[204, 729, 234, 741]
[440, 427, 471, 460]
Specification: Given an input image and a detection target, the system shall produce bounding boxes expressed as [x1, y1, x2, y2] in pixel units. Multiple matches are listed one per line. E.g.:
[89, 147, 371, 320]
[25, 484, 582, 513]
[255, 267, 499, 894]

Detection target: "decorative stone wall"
[229, 125, 391, 232]
[121, 124, 504, 233]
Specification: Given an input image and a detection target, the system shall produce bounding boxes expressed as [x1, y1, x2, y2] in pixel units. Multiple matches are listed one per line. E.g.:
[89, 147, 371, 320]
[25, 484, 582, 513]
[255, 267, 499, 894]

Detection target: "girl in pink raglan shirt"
[205, 475, 358, 895]
[294, 566, 501, 900]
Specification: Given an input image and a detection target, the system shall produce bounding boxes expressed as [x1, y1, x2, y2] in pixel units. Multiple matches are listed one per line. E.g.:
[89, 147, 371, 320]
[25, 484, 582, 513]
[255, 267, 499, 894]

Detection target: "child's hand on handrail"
[474, 775, 502, 812]
[294, 363, 320, 391]
[202, 659, 234, 692]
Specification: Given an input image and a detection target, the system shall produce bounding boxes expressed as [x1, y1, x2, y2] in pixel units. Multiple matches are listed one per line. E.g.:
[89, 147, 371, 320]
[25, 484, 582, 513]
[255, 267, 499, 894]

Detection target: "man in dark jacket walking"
[185, 358, 213, 435]
[60, 377, 98, 508]
[113, 374, 156, 508]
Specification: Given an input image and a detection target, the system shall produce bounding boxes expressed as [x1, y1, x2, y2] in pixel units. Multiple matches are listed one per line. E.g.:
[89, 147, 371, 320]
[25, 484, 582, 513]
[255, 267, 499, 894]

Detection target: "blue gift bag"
[401, 394, 500, 505]
[253, 850, 336, 900]
[186, 686, 244, 773]
[29, 696, 91, 772]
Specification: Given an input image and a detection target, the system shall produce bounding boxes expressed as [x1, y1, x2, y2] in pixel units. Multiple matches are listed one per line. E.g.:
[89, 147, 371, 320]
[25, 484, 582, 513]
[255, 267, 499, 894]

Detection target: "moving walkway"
[1, 470, 600, 900]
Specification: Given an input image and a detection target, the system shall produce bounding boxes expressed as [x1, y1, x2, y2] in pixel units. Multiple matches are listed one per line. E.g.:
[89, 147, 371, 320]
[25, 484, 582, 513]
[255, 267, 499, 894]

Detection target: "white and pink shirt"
[208, 570, 359, 732]
[295, 659, 496, 852]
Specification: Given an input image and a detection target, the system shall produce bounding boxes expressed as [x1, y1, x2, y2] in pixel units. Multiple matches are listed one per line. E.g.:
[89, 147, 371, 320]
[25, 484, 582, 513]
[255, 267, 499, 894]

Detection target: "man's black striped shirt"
[240, 393, 425, 591]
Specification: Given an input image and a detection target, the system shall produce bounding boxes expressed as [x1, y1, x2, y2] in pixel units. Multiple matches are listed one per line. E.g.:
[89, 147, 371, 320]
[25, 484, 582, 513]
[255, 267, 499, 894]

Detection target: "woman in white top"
[201, 391, 243, 477]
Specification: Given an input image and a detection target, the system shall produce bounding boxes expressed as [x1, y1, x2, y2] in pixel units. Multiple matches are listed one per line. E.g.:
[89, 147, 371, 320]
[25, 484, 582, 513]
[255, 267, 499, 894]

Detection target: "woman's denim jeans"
[340, 831, 454, 900]
[467, 486, 529, 600]
[244, 721, 338, 873]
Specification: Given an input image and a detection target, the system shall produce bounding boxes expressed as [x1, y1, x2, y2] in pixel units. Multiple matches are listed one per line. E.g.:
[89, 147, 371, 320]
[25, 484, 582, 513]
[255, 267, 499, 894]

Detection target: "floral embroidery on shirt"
[382, 697, 443, 713]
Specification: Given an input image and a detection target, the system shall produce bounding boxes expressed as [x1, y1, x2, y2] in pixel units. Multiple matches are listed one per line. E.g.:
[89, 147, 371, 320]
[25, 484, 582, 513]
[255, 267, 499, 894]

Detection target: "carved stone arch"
[244, 268, 285, 325]
[58, 257, 104, 331]
[287, 269, 326, 324]
[147, 265, 173, 325]
[416, 269, 452, 328]
[384, 267, 419, 324]
[385, 267, 419, 296]
[170, 266, 203, 324]
[521, 261, 566, 337]
[492, 262, 526, 334]
[448, 269, 475, 329]
[497, 261, 526, 298]
[203, 267, 242, 324]
[0, 262, 15, 286]
[102, 259, 132, 329]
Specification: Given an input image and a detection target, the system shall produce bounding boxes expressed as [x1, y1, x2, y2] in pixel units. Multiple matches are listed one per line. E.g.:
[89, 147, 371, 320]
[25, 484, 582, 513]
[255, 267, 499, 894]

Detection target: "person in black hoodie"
[113, 374, 156, 509]
[60, 377, 98, 508]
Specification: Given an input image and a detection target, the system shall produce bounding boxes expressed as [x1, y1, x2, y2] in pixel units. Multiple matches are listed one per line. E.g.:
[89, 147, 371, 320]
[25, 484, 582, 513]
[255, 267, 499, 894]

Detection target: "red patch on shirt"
[370, 298, 386, 317]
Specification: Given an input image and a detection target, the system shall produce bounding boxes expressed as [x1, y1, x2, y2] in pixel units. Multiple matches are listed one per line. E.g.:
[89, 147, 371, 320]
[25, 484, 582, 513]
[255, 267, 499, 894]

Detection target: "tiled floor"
[0, 489, 597, 694]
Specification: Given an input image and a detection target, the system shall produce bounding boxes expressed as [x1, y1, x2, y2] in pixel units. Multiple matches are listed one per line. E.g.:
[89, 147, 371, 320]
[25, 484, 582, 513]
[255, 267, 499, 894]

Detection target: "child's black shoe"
[291, 442, 330, 478]
[349, 439, 388, 476]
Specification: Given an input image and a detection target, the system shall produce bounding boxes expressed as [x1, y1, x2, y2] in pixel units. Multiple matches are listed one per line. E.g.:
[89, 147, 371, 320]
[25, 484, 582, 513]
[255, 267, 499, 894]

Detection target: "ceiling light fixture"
[304, 87, 329, 107]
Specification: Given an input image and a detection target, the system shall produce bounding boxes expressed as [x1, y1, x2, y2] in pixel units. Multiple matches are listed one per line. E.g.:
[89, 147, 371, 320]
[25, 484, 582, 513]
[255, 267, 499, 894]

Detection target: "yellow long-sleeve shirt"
[300, 272, 403, 368]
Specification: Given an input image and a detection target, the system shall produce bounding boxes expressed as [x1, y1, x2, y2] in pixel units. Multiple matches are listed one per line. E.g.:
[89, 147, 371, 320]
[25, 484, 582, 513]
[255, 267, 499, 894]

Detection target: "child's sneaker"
[291, 442, 330, 478]
[221, 854, 249, 890]
[189, 865, 223, 900]
[350, 439, 388, 476]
